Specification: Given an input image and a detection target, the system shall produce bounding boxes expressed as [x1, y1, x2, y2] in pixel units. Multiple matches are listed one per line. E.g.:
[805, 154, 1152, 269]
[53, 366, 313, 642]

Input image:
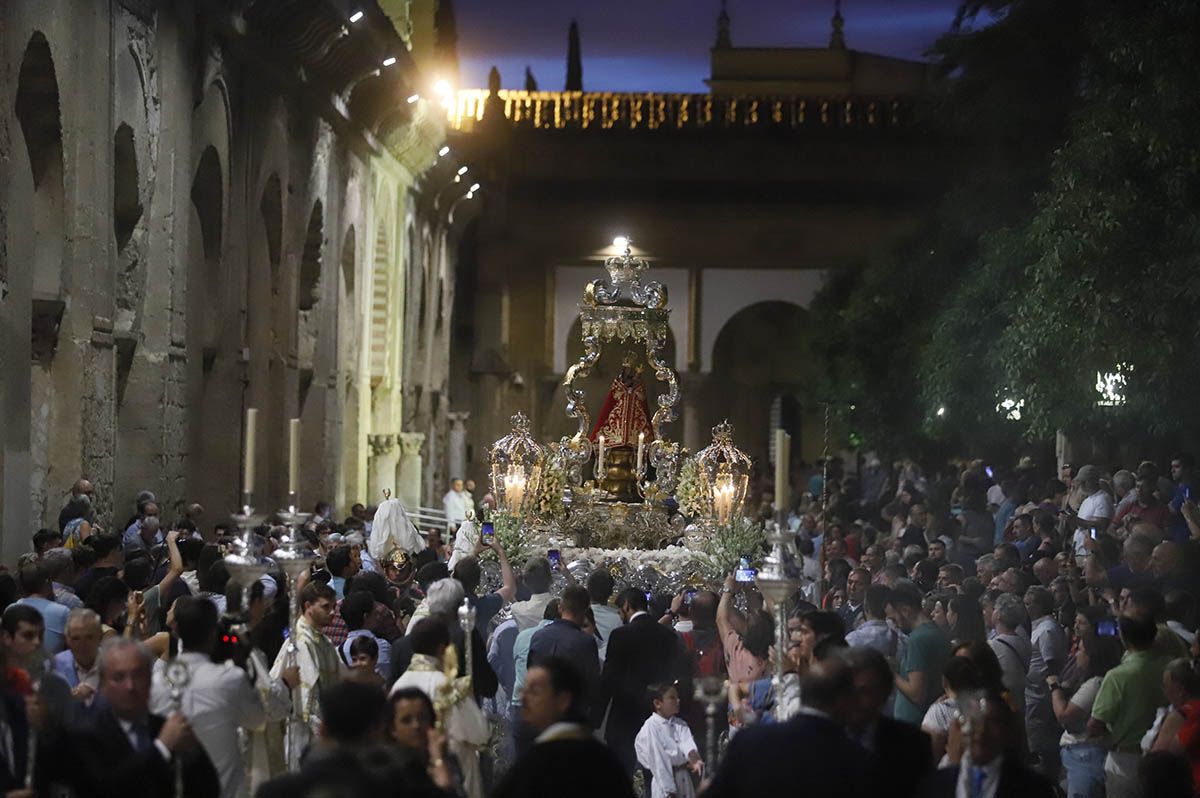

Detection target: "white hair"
[426, 578, 466, 616]
[66, 607, 102, 630]
[97, 636, 152, 679]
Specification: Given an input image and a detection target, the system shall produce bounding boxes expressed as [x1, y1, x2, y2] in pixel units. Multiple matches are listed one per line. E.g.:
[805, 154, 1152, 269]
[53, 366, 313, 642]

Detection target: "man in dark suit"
[843, 646, 933, 798]
[919, 692, 1055, 798]
[40, 637, 219, 798]
[528, 585, 600, 713]
[494, 656, 634, 798]
[703, 654, 868, 798]
[595, 587, 692, 774]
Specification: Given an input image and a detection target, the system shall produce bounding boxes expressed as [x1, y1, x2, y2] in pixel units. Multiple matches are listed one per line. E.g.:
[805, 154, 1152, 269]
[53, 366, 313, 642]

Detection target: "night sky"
[453, 0, 969, 93]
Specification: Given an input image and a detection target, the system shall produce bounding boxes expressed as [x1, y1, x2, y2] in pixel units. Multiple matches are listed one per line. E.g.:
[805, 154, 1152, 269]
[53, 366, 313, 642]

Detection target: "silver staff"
[165, 659, 191, 798]
[272, 507, 314, 771]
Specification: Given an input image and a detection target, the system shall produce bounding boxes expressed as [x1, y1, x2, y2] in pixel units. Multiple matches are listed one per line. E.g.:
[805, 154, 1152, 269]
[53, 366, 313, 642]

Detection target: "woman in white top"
[922, 655, 989, 766]
[1048, 633, 1123, 798]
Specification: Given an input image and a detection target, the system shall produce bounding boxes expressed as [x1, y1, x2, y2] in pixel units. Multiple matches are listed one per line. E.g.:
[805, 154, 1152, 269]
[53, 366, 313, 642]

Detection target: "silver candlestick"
[694, 676, 726, 779]
[271, 524, 317, 772]
[756, 520, 801, 700]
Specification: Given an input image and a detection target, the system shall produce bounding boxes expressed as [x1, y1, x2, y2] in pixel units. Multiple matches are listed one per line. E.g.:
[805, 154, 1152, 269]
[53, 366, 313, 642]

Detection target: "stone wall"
[0, 0, 459, 559]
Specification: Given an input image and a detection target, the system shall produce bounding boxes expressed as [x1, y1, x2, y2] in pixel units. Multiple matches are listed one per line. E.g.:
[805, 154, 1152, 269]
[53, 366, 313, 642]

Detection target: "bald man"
[58, 478, 95, 533]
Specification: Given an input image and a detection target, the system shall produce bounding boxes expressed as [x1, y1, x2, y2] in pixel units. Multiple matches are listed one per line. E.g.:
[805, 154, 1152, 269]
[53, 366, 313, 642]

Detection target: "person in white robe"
[391, 618, 490, 798]
[368, 497, 425, 566]
[634, 684, 703, 798]
[443, 479, 471, 526]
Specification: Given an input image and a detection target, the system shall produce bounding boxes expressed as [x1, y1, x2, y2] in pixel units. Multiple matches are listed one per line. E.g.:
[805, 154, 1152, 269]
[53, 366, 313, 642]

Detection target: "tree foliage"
[813, 0, 1200, 458]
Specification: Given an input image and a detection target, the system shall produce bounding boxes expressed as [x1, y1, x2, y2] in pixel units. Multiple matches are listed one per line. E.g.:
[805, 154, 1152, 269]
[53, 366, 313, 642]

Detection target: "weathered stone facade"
[0, 0, 465, 561]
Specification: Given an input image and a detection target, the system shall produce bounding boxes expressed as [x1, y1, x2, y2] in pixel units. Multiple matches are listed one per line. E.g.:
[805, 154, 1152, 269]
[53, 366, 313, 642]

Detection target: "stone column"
[397, 432, 426, 510]
[447, 412, 470, 481]
[680, 371, 707, 453]
[368, 434, 398, 503]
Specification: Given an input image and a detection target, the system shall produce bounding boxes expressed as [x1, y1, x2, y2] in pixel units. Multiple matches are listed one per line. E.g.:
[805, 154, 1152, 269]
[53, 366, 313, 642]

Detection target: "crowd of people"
[1, 454, 1199, 798]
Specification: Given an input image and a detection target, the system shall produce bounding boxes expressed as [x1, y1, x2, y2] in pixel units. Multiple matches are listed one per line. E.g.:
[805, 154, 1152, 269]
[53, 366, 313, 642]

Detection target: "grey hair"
[426, 577, 466, 616]
[992, 593, 1027, 631]
[1125, 534, 1155, 559]
[41, 547, 74, 579]
[97, 636, 153, 680]
[343, 531, 365, 547]
[66, 607, 102, 631]
[976, 554, 996, 573]
[1112, 470, 1136, 495]
[1075, 465, 1101, 491]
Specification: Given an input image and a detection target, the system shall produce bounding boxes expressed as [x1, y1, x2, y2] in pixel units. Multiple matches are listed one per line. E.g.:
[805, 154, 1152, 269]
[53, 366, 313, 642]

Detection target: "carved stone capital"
[447, 411, 470, 430]
[397, 431, 425, 456]
[368, 433, 397, 458]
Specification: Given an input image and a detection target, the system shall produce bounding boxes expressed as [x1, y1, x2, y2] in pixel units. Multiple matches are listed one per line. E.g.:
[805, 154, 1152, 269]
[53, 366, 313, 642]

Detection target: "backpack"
[681, 630, 726, 679]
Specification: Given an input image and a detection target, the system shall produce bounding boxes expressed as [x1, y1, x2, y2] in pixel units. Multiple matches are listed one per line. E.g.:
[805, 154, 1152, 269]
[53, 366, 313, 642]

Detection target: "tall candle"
[636, 432, 645, 473]
[774, 428, 790, 515]
[288, 418, 301, 497]
[242, 408, 258, 495]
[597, 435, 606, 476]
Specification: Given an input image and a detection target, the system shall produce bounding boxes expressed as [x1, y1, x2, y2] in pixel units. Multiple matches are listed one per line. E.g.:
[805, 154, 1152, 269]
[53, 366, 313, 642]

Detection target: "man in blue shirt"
[16, 563, 70, 653]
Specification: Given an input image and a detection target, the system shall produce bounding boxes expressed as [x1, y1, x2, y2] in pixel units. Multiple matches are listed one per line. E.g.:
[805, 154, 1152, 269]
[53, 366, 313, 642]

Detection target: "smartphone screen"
[481, 521, 495, 542]
[735, 567, 757, 583]
[547, 549, 561, 568]
[1089, 527, 1098, 540]
[644, 591, 653, 603]
[1096, 618, 1119, 637]
[685, 590, 697, 605]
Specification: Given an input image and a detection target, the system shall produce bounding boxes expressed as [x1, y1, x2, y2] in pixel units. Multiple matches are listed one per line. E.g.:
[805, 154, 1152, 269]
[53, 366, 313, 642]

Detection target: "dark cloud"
[453, 0, 964, 92]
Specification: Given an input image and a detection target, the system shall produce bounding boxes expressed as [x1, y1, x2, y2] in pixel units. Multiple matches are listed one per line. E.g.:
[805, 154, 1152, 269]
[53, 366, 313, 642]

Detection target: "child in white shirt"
[634, 683, 703, 798]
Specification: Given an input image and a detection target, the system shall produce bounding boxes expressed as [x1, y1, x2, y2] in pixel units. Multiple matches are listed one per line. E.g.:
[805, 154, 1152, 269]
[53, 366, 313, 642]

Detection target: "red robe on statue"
[590, 371, 655, 446]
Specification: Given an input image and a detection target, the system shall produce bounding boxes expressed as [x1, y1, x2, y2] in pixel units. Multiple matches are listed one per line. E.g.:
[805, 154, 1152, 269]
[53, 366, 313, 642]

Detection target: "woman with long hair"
[1049, 633, 1123, 798]
[946, 595, 988, 645]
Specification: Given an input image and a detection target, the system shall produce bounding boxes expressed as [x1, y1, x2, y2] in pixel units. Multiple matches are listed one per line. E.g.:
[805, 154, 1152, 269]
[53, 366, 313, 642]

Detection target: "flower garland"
[675, 456, 703, 519]
[700, 515, 766, 579]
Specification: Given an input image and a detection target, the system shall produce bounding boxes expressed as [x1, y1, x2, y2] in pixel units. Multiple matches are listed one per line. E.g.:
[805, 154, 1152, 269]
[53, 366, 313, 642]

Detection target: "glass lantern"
[488, 412, 546, 517]
[693, 420, 752, 525]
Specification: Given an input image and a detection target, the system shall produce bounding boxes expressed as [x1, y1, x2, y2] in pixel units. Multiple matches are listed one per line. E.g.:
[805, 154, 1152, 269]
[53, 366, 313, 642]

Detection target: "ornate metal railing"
[447, 90, 917, 133]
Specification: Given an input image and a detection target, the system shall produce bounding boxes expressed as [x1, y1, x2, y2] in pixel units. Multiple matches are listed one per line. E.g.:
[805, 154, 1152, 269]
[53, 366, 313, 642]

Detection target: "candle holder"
[231, 492, 268, 536]
[756, 521, 801, 712]
[694, 676, 726, 777]
[270, 523, 318, 772]
[691, 422, 751, 532]
[488, 412, 546, 519]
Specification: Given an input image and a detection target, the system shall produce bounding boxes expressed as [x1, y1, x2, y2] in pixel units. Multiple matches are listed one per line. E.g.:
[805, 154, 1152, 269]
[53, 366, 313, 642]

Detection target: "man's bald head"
[1151, 542, 1181, 577]
[1032, 557, 1057, 586]
[72, 479, 94, 498]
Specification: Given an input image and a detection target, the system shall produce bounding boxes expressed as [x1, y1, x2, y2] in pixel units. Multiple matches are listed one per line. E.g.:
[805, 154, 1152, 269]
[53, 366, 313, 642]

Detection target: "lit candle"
[505, 465, 527, 513]
[242, 408, 258, 495]
[597, 435, 606, 476]
[774, 428, 790, 515]
[714, 477, 735, 524]
[288, 418, 301, 497]
[636, 432, 645, 473]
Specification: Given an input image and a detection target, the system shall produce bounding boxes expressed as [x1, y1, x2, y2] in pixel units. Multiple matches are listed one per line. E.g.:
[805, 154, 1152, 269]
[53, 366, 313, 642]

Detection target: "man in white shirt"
[1067, 465, 1113, 560]
[151, 596, 265, 798]
[511, 558, 555, 631]
[443, 478, 471, 526]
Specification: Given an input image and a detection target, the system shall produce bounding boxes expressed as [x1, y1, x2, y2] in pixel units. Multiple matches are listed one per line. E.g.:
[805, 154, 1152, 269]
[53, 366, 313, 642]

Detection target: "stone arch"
[186, 143, 237, 516]
[699, 269, 824, 372]
[544, 317, 678, 444]
[706, 300, 816, 472]
[15, 31, 66, 302]
[112, 123, 142, 251]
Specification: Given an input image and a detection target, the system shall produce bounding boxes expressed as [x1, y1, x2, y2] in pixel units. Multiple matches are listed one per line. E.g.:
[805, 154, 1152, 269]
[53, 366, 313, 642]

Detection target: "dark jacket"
[529, 619, 601, 712]
[704, 713, 868, 798]
[0, 690, 28, 791]
[919, 757, 1056, 798]
[389, 623, 497, 701]
[594, 614, 691, 773]
[41, 704, 220, 798]
[492, 735, 635, 798]
[865, 716, 933, 798]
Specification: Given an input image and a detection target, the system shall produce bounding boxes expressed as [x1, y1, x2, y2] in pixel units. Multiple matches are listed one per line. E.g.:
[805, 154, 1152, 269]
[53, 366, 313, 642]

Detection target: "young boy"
[634, 682, 703, 798]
